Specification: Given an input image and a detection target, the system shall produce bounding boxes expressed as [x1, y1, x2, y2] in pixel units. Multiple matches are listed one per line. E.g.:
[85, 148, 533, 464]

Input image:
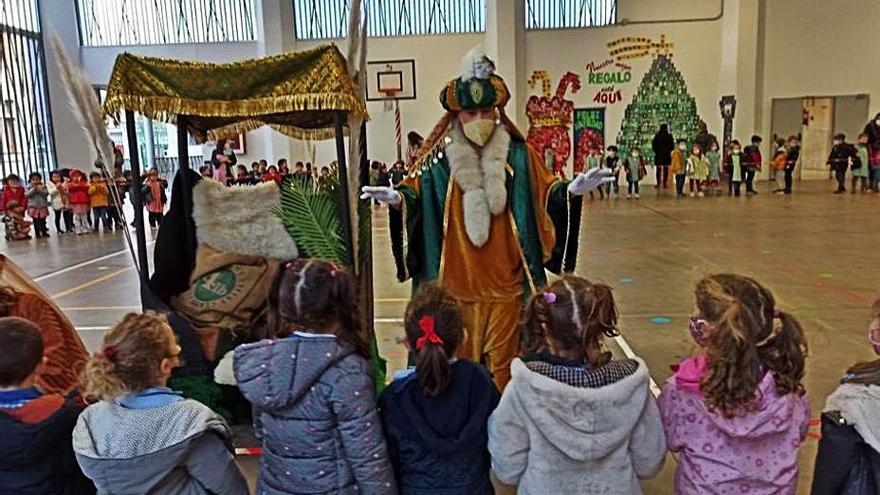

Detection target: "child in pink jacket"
[658, 274, 810, 495]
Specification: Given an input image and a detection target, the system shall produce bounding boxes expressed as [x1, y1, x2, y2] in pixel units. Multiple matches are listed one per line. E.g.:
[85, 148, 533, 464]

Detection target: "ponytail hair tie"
[415, 315, 443, 350]
[543, 292, 557, 304]
[773, 309, 783, 319]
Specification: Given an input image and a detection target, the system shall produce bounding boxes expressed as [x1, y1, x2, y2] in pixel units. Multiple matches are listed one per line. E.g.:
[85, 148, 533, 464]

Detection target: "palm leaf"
[274, 179, 346, 264]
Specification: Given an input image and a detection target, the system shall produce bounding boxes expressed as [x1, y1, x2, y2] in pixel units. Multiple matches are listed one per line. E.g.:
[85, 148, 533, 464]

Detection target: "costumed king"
[361, 49, 612, 388]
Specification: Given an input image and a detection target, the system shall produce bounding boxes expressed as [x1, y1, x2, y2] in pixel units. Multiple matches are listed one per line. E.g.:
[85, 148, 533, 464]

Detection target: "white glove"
[360, 186, 402, 206]
[568, 168, 616, 196]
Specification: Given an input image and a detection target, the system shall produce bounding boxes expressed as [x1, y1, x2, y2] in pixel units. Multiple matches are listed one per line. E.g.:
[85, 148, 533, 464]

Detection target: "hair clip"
[415, 315, 443, 350]
[543, 292, 557, 304]
[284, 260, 295, 270]
[328, 262, 340, 277]
[102, 345, 117, 361]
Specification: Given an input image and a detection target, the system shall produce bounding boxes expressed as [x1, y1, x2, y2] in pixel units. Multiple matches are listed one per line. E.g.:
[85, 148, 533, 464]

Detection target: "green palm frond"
[275, 179, 346, 264]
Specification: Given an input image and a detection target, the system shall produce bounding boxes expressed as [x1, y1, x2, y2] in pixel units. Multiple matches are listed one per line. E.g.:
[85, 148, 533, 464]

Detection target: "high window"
[293, 0, 486, 40]
[525, 0, 617, 30]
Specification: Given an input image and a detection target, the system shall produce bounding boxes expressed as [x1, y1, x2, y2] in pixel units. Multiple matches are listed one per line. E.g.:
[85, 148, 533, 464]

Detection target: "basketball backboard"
[366, 59, 416, 101]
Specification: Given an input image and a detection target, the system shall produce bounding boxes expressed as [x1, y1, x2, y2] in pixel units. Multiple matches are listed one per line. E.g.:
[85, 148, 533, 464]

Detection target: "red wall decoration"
[525, 70, 581, 177]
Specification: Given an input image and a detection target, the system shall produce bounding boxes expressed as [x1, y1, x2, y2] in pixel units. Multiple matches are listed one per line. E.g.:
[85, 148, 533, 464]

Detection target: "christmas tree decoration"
[525, 70, 581, 176]
[616, 55, 702, 162]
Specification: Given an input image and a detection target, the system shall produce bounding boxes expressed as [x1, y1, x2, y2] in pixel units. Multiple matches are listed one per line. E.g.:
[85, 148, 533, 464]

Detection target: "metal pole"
[176, 117, 194, 256]
[333, 112, 355, 266]
[126, 110, 150, 286]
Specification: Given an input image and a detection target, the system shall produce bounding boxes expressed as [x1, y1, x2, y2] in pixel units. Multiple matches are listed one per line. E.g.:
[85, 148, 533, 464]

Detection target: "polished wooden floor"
[4, 179, 878, 493]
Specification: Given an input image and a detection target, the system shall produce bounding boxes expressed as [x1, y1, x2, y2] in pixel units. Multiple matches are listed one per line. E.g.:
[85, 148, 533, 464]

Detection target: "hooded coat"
[72, 394, 246, 494]
[488, 357, 665, 494]
[66, 171, 90, 206]
[658, 356, 810, 495]
[380, 360, 499, 494]
[234, 334, 397, 495]
[812, 383, 880, 494]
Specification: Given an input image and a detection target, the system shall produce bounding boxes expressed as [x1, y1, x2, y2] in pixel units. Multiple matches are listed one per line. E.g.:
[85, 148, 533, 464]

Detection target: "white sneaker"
[634, 193, 640, 199]
[625, 193, 631, 199]
[697, 192, 705, 197]
[689, 193, 696, 198]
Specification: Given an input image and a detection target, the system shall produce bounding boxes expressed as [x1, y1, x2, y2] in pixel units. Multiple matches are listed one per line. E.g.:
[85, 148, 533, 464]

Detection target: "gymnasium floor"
[4, 179, 878, 493]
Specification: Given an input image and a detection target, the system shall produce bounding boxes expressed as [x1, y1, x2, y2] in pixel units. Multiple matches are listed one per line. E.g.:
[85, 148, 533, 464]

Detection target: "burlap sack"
[172, 244, 278, 331]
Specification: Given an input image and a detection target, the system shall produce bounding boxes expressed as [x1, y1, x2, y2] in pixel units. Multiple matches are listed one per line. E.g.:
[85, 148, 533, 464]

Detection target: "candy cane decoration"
[556, 71, 582, 99]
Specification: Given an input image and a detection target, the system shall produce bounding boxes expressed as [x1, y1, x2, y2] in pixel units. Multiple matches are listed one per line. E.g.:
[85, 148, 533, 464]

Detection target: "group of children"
[201, 158, 335, 188]
[6, 255, 879, 494]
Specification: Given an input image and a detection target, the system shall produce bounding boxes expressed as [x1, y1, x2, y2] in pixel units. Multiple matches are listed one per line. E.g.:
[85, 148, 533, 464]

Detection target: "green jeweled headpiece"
[440, 48, 510, 111]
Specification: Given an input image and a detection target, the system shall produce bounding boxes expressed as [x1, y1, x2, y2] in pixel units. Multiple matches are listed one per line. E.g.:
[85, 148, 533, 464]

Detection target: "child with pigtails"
[488, 276, 666, 494]
[658, 274, 810, 494]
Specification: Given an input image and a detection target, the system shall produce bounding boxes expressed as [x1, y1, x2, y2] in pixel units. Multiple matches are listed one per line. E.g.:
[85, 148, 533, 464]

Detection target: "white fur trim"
[460, 47, 495, 82]
[825, 383, 880, 453]
[192, 180, 298, 259]
[445, 123, 510, 247]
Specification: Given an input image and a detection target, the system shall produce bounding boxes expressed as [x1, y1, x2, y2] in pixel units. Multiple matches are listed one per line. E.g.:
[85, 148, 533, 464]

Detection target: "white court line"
[614, 335, 662, 397]
[34, 241, 154, 283]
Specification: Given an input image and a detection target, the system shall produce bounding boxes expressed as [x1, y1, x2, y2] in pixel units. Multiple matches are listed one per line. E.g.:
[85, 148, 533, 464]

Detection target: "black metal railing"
[526, 0, 617, 30]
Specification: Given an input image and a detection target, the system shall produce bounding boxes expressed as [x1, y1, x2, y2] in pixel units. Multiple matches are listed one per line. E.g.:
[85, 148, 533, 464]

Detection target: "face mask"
[608, 151, 616, 157]
[732, 148, 741, 154]
[875, 119, 880, 126]
[689, 317, 710, 346]
[631, 152, 639, 157]
[461, 118, 496, 147]
[678, 144, 687, 151]
[833, 140, 842, 146]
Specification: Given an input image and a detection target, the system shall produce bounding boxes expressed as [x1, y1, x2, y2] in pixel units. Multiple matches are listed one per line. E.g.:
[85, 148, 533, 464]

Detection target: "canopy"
[103, 44, 368, 141]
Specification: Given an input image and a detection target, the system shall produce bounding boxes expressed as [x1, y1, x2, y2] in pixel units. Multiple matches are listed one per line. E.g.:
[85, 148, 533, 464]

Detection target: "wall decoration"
[607, 35, 674, 61]
[585, 59, 632, 85]
[573, 108, 605, 173]
[525, 70, 581, 176]
[616, 54, 702, 163]
[593, 86, 623, 105]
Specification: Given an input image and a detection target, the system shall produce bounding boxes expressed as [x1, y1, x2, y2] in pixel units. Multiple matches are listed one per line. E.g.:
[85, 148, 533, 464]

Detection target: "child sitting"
[0, 317, 95, 494]
[3, 200, 31, 241]
[25, 173, 50, 238]
[670, 139, 688, 197]
[235, 259, 396, 494]
[261, 165, 283, 185]
[0, 173, 26, 214]
[489, 276, 665, 494]
[658, 274, 810, 494]
[87, 172, 111, 232]
[73, 312, 246, 494]
[622, 146, 647, 199]
[381, 284, 499, 495]
[812, 299, 880, 494]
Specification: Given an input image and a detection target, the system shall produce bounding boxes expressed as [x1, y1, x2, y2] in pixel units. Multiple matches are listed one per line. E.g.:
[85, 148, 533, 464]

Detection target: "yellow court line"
[51, 267, 132, 300]
[375, 297, 412, 303]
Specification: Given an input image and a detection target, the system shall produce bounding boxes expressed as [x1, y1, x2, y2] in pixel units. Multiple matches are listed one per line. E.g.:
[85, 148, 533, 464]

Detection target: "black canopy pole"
[176, 117, 193, 255]
[126, 110, 150, 287]
[334, 111, 355, 266]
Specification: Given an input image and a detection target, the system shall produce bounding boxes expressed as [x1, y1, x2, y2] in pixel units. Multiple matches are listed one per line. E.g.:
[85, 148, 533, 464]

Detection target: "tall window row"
[0, 0, 55, 179]
[526, 0, 617, 30]
[76, 0, 257, 47]
[293, 0, 486, 40]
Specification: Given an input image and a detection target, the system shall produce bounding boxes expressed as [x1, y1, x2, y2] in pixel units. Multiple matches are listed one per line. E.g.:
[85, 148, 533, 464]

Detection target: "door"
[801, 97, 834, 179]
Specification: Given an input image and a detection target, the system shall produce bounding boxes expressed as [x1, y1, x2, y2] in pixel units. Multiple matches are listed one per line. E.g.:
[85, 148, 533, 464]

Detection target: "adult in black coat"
[826, 133, 860, 193]
[651, 124, 674, 188]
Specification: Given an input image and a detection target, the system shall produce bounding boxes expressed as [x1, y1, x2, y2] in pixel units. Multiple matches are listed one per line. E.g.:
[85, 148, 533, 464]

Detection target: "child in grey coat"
[235, 259, 396, 495]
[488, 276, 665, 494]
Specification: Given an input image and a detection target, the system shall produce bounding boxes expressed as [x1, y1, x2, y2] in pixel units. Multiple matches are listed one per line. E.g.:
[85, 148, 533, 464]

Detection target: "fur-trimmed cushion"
[192, 180, 298, 259]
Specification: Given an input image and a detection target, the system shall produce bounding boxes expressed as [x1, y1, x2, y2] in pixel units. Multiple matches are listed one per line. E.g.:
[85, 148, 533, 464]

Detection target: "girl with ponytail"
[658, 274, 810, 495]
[235, 258, 396, 495]
[73, 312, 247, 494]
[380, 284, 499, 494]
[488, 275, 665, 494]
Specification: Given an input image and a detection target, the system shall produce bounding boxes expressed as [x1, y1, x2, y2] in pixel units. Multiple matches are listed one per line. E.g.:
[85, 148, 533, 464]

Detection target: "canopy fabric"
[103, 44, 367, 141]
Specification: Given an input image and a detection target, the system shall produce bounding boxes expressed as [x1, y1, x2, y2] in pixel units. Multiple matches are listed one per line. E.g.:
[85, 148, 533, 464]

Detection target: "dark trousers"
[675, 174, 686, 195]
[53, 208, 71, 233]
[655, 166, 669, 188]
[732, 181, 742, 196]
[148, 211, 163, 228]
[388, 206, 406, 281]
[108, 205, 121, 227]
[835, 168, 847, 192]
[628, 180, 640, 195]
[93, 206, 111, 231]
[33, 218, 49, 237]
[852, 176, 868, 192]
[745, 169, 757, 192]
[784, 165, 795, 193]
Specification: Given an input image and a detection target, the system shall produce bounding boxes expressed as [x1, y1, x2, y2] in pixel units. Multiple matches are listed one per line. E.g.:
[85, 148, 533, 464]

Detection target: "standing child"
[47, 171, 70, 234]
[235, 259, 397, 494]
[811, 299, 880, 494]
[783, 136, 800, 195]
[587, 148, 605, 200]
[743, 135, 763, 195]
[623, 146, 647, 199]
[87, 172, 111, 232]
[65, 170, 90, 235]
[489, 276, 665, 494]
[381, 284, 499, 495]
[0, 317, 95, 494]
[827, 133, 860, 194]
[141, 169, 166, 228]
[604, 145, 621, 198]
[0, 174, 27, 214]
[658, 274, 810, 494]
[727, 140, 745, 197]
[74, 312, 247, 493]
[770, 138, 789, 194]
[670, 139, 688, 197]
[686, 144, 709, 197]
[706, 140, 722, 196]
[25, 173, 50, 238]
[854, 133, 871, 194]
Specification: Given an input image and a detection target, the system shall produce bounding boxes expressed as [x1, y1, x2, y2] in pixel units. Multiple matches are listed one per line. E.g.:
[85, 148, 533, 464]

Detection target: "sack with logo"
[172, 244, 279, 332]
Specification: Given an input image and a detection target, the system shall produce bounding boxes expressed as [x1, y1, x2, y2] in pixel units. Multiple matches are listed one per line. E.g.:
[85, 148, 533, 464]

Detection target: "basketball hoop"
[378, 87, 399, 112]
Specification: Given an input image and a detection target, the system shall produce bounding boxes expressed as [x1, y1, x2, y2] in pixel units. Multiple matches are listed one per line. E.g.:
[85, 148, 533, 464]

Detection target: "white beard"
[445, 123, 510, 247]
